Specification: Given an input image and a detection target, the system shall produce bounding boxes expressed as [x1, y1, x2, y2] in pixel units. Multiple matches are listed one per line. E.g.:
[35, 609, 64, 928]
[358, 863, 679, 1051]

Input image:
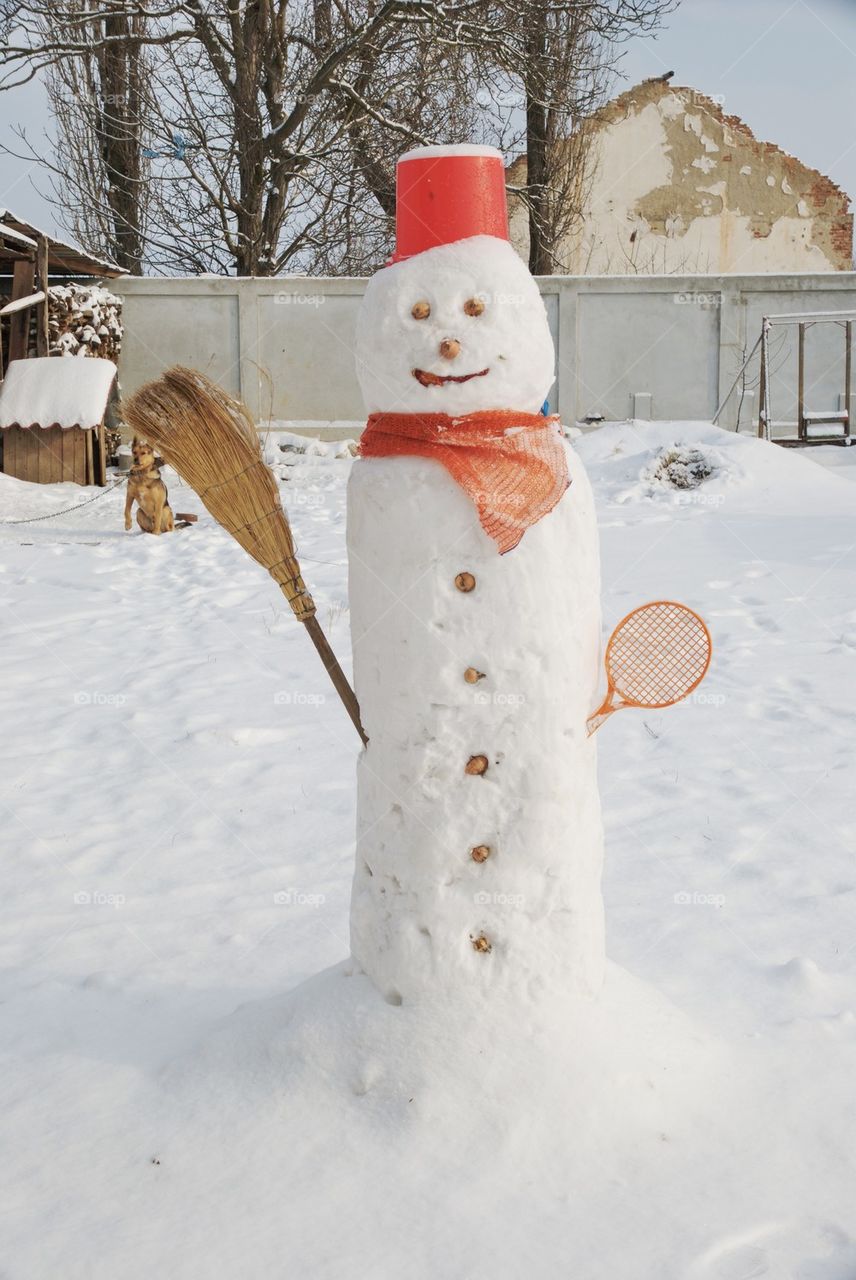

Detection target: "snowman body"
[348, 234, 605, 1006]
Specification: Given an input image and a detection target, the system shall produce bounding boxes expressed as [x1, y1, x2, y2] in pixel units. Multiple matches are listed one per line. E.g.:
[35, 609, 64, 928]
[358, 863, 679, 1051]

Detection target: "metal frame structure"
[758, 310, 854, 448]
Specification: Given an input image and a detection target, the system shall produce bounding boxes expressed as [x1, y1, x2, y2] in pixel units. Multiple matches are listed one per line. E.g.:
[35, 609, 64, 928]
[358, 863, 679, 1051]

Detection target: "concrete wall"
[114, 271, 856, 434]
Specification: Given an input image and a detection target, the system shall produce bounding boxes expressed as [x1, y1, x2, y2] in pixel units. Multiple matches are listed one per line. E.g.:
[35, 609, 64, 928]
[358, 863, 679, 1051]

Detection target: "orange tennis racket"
[587, 601, 712, 736]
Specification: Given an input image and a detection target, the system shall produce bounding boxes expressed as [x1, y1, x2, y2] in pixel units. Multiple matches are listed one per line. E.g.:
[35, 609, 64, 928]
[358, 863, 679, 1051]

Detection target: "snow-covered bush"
[646, 444, 716, 490]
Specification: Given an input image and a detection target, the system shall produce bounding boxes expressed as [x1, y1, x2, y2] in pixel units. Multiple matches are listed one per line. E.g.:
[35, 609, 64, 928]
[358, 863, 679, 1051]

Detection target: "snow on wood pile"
[0, 356, 117, 430]
[48, 283, 123, 360]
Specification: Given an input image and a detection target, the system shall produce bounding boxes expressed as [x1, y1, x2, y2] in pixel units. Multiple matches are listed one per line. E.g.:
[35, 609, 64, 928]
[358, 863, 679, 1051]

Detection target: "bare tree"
[1, 0, 482, 274]
[1, 0, 678, 277]
[518, 2, 609, 274]
[319, 20, 479, 273]
[2, 1, 171, 272]
[133, 0, 494, 275]
[479, 0, 678, 274]
[41, 3, 151, 274]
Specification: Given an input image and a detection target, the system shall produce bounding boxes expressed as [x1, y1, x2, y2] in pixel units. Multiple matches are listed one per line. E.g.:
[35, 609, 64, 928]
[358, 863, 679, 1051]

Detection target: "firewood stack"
[47, 283, 123, 360]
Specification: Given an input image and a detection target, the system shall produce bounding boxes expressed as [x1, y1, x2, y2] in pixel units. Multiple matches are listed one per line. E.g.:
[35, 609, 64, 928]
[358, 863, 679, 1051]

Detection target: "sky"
[1, 0, 855, 247]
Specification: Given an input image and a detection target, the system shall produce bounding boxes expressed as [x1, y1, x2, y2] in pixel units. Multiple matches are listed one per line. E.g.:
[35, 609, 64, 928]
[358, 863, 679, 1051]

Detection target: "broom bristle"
[123, 367, 315, 622]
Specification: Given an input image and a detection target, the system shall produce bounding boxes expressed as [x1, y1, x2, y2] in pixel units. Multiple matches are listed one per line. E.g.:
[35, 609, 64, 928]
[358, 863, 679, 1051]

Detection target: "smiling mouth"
[412, 367, 489, 388]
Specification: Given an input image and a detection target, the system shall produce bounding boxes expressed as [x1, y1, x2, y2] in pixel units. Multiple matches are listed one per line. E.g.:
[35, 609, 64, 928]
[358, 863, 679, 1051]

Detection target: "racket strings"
[607, 602, 710, 707]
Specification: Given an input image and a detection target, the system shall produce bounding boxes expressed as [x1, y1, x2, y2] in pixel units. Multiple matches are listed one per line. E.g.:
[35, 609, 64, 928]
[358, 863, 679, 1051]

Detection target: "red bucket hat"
[390, 144, 510, 263]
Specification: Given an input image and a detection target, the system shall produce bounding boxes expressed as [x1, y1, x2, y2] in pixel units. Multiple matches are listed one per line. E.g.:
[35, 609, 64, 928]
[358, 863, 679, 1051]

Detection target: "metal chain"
[1, 476, 128, 526]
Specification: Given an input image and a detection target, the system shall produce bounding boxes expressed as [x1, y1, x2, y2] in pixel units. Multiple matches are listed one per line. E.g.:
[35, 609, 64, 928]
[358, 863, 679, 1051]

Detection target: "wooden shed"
[0, 357, 118, 486]
[0, 212, 123, 374]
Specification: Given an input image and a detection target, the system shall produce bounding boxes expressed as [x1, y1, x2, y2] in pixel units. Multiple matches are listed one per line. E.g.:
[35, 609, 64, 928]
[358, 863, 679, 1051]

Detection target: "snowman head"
[356, 236, 555, 415]
[355, 145, 555, 417]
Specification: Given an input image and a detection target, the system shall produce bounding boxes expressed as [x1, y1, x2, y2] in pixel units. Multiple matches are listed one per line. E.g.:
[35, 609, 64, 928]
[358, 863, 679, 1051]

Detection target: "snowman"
[348, 144, 604, 1008]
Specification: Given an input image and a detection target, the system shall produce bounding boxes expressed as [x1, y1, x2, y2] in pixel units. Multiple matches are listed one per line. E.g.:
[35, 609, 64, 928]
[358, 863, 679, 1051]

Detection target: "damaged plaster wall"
[508, 79, 853, 274]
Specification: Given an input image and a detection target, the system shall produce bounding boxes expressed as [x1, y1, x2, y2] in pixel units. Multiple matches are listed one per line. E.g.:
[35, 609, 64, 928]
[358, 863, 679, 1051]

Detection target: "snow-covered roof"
[0, 222, 37, 251]
[0, 357, 117, 431]
[0, 211, 123, 277]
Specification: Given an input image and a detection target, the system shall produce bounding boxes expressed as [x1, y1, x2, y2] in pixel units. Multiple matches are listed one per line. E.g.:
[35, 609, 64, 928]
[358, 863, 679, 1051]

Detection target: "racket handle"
[586, 691, 616, 737]
[586, 709, 613, 737]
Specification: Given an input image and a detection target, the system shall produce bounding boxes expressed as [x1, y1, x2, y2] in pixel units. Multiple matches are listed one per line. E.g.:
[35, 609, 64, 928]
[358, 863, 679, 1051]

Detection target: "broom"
[123, 366, 367, 746]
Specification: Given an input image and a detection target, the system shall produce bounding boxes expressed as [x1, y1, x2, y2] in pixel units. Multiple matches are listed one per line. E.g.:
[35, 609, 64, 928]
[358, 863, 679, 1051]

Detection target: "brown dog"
[125, 438, 175, 535]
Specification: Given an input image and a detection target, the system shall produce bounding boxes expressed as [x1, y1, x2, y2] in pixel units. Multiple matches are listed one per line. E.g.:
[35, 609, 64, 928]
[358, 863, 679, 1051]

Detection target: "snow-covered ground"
[2, 421, 855, 1279]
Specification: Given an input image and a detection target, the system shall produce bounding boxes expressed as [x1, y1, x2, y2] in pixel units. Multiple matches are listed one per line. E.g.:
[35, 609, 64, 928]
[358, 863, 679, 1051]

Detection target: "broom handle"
[302, 615, 368, 746]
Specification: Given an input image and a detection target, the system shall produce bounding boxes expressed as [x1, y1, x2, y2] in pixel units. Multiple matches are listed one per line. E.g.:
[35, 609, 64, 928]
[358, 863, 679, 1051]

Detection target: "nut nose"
[439, 338, 461, 361]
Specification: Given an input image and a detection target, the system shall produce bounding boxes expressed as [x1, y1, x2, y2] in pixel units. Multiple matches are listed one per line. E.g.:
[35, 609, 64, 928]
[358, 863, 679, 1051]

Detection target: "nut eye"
[411, 300, 431, 320]
[463, 296, 485, 317]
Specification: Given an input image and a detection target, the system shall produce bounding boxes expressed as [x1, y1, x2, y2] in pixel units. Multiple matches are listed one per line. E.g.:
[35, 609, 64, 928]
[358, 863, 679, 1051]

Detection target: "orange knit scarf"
[359, 410, 570, 555]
